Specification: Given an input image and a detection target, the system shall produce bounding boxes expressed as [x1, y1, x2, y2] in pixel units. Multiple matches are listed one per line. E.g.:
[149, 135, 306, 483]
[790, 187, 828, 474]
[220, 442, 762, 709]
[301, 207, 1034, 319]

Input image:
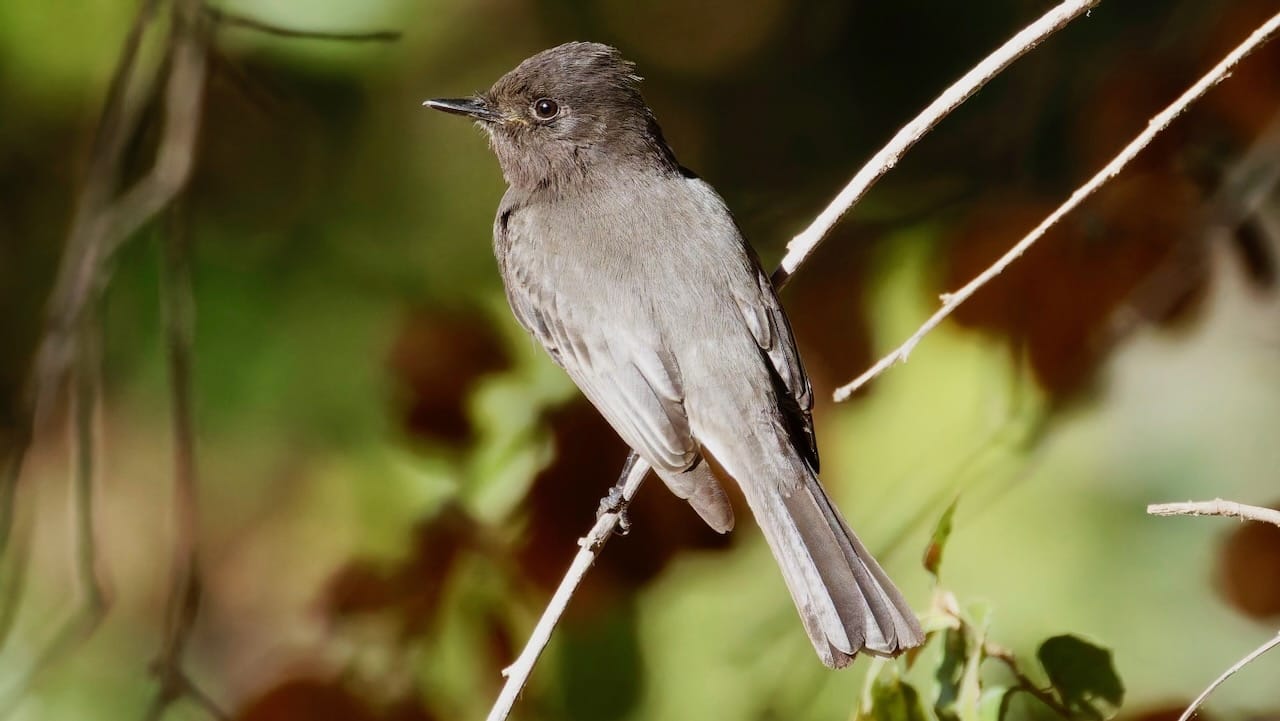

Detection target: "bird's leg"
[596, 451, 640, 535]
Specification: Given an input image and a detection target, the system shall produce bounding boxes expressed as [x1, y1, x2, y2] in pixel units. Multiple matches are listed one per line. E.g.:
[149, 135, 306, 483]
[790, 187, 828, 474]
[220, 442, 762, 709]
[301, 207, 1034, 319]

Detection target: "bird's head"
[426, 42, 676, 193]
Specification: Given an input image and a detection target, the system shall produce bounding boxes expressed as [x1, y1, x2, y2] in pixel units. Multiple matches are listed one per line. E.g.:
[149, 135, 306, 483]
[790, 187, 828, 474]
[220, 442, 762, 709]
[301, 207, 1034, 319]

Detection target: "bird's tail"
[715, 452, 924, 667]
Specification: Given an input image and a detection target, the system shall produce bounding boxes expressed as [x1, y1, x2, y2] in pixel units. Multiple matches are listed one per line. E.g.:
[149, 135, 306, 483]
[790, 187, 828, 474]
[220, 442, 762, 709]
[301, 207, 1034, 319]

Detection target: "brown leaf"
[235, 678, 378, 721]
[1216, 500, 1280, 620]
[234, 678, 436, 721]
[321, 503, 481, 639]
[387, 309, 510, 446]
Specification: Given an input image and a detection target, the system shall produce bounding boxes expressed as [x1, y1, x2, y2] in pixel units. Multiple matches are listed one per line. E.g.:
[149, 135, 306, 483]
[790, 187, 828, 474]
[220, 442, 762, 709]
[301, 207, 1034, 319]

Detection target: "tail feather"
[814, 486, 927, 653]
[731, 459, 924, 667]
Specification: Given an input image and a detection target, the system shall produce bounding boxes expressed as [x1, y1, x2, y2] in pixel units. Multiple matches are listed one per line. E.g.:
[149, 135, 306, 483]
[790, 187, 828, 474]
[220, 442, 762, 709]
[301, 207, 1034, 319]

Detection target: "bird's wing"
[732, 262, 819, 472]
[503, 263, 700, 474]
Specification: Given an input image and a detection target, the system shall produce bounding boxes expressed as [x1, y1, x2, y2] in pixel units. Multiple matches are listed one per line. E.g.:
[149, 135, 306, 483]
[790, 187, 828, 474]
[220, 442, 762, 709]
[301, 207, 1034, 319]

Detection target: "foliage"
[863, 504, 1125, 721]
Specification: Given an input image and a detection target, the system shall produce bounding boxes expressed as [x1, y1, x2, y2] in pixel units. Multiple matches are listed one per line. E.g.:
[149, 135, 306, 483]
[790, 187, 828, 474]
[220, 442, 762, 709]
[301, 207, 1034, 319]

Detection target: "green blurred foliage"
[1, 0, 1279, 720]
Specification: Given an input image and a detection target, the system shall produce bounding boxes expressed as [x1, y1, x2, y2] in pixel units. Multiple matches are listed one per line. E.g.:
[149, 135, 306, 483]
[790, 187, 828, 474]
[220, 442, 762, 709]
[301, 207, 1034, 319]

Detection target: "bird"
[425, 41, 923, 667]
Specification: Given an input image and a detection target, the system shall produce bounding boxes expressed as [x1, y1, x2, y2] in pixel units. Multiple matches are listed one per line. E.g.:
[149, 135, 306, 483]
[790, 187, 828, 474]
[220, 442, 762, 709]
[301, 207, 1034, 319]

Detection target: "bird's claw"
[596, 486, 631, 536]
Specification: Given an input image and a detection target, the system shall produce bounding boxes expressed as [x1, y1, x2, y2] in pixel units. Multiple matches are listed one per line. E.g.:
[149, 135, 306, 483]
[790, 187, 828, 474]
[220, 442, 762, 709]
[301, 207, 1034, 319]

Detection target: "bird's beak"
[423, 96, 502, 123]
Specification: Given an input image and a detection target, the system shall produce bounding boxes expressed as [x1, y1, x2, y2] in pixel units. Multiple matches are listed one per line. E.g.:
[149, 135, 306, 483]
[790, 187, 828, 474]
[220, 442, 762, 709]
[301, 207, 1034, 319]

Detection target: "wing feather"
[734, 264, 819, 471]
[504, 264, 698, 473]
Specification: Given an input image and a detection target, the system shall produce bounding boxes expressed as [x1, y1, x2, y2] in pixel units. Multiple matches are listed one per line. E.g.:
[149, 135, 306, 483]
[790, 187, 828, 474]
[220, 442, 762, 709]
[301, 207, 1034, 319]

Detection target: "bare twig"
[1147, 499, 1280, 527]
[484, 4, 1103, 720]
[131, 5, 226, 719]
[1175, 632, 1280, 721]
[2, 0, 213, 715]
[0, 504, 32, 650]
[0, 0, 165, 712]
[102, 0, 210, 262]
[833, 10, 1280, 401]
[2, 0, 164, 566]
[31, 0, 166, 432]
[772, 0, 1101, 287]
[3, 0, 395, 715]
[1149, 498, 1280, 721]
[202, 5, 400, 42]
[0, 426, 33, 573]
[0, 321, 112, 717]
[143, 200, 226, 721]
[146, 202, 200, 721]
[485, 457, 650, 721]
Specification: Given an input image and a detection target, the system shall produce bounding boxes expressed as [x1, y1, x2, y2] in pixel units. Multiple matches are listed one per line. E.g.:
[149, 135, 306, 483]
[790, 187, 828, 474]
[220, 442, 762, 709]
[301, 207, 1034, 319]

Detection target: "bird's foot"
[596, 485, 631, 535]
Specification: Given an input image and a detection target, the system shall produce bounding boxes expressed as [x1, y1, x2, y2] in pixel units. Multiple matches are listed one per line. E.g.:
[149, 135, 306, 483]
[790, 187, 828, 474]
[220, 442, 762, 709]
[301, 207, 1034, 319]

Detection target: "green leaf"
[934, 627, 968, 721]
[866, 674, 929, 721]
[965, 600, 992, 630]
[1036, 635, 1125, 721]
[924, 498, 959, 579]
[922, 590, 963, 634]
[978, 686, 1011, 721]
[956, 617, 987, 721]
[918, 608, 962, 636]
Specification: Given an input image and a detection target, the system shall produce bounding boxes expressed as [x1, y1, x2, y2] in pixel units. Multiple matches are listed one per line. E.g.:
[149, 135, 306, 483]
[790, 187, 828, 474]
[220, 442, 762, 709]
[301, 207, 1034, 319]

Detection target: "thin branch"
[7, 0, 388, 715]
[70, 323, 111, 633]
[0, 319, 112, 717]
[32, 0, 166, 430]
[484, 4, 1105, 720]
[1147, 499, 1280, 527]
[2, 0, 215, 715]
[146, 202, 200, 720]
[1149, 498, 1280, 721]
[1175, 632, 1280, 721]
[202, 5, 400, 42]
[143, 198, 224, 721]
[987, 644, 1074, 720]
[0, 0, 165, 712]
[772, 0, 1100, 287]
[103, 0, 210, 261]
[33, 0, 210, 422]
[833, 10, 1280, 402]
[485, 457, 650, 721]
[3, 0, 163, 567]
[0, 503, 32, 650]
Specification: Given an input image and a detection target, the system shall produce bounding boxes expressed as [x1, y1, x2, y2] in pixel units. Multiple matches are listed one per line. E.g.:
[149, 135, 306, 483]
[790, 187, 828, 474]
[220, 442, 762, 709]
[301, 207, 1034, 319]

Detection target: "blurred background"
[1, 0, 1278, 719]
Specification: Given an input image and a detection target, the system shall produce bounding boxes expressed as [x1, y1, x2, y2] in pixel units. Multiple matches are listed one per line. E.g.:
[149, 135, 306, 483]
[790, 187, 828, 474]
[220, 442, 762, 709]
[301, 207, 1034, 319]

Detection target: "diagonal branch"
[832, 10, 1280, 402]
[1176, 632, 1280, 721]
[485, 458, 650, 721]
[772, 0, 1101, 287]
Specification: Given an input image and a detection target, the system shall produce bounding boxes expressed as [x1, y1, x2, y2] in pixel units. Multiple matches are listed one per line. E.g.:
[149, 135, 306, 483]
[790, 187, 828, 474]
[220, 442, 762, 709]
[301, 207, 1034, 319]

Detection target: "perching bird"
[426, 41, 923, 667]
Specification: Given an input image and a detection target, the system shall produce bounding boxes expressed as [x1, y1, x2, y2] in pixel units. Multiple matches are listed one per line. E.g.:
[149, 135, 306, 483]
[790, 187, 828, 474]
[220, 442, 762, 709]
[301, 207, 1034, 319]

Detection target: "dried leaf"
[924, 498, 959, 579]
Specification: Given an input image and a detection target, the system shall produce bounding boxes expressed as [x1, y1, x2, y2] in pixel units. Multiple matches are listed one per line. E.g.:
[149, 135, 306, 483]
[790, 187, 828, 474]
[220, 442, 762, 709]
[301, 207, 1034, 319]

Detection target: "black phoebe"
[426, 42, 923, 667]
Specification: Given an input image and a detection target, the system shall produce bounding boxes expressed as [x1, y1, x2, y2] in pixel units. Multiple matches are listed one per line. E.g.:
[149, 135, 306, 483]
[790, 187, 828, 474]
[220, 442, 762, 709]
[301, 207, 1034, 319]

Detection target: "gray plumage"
[426, 41, 923, 667]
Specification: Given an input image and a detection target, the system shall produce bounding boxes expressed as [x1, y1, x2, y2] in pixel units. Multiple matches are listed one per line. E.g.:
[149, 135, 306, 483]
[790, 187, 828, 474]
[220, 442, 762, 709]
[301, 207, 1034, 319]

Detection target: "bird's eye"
[532, 98, 560, 120]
